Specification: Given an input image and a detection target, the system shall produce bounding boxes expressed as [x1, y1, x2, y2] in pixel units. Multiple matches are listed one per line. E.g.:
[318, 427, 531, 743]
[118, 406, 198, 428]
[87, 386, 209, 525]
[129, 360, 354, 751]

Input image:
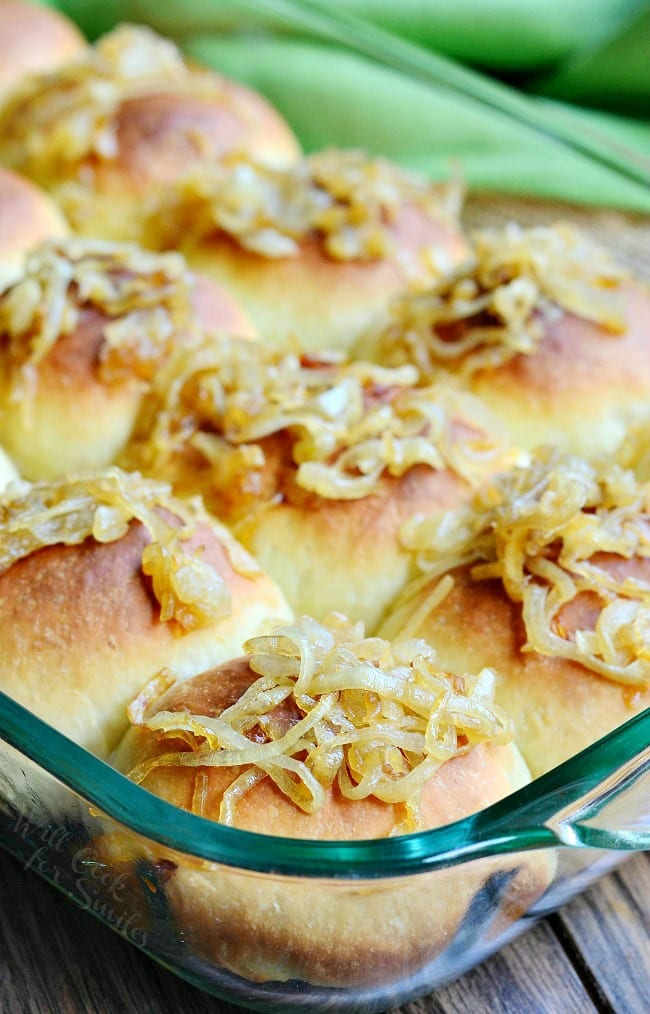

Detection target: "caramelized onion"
[0, 468, 230, 630]
[402, 448, 650, 685]
[146, 149, 462, 267]
[128, 614, 511, 830]
[122, 335, 515, 503]
[361, 223, 628, 379]
[0, 26, 204, 179]
[0, 237, 196, 402]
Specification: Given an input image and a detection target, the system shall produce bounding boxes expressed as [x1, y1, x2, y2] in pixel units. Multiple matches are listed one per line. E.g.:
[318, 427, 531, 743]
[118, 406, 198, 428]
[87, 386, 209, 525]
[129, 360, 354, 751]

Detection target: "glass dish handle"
[544, 742, 650, 850]
[466, 709, 650, 860]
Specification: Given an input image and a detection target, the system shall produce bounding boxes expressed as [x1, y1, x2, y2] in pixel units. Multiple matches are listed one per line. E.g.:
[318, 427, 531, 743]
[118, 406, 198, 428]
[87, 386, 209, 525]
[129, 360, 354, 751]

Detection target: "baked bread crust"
[357, 225, 650, 454]
[0, 26, 300, 242]
[111, 656, 552, 986]
[467, 281, 650, 455]
[0, 167, 68, 287]
[121, 343, 514, 630]
[0, 244, 254, 479]
[0, 0, 84, 100]
[0, 480, 292, 757]
[185, 206, 470, 352]
[380, 562, 650, 776]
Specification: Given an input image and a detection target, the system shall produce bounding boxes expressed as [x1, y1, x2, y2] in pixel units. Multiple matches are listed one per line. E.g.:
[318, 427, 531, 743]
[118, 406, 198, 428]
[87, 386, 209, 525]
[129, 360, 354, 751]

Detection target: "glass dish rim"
[1, 690, 648, 879]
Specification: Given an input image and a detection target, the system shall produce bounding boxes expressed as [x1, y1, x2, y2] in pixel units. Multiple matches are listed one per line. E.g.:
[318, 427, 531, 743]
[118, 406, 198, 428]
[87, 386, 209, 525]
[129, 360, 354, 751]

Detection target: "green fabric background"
[45, 1, 650, 211]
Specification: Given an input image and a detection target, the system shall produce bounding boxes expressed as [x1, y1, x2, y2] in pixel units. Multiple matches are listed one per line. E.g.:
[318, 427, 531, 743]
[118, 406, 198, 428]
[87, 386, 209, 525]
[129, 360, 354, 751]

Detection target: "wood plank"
[550, 853, 650, 1014]
[0, 852, 241, 1014]
[0, 848, 646, 1013]
[391, 919, 596, 1014]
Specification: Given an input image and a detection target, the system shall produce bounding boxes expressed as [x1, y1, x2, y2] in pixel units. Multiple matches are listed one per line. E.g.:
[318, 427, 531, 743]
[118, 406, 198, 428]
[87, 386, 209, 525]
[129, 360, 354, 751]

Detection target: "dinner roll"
[0, 167, 68, 287]
[0, 237, 254, 480]
[357, 223, 650, 455]
[0, 469, 291, 757]
[381, 448, 650, 776]
[121, 337, 517, 630]
[0, 0, 84, 101]
[145, 150, 470, 351]
[0, 25, 300, 242]
[111, 614, 551, 987]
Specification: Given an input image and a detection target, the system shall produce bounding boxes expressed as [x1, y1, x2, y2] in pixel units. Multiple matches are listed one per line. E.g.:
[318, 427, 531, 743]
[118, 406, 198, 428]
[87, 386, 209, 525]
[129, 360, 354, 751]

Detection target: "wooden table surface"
[0, 848, 647, 1014]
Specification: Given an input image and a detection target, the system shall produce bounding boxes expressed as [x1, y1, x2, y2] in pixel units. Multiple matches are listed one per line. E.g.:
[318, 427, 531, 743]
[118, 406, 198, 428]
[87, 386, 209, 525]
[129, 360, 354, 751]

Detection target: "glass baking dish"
[1, 692, 648, 1011]
[2, 2, 650, 1010]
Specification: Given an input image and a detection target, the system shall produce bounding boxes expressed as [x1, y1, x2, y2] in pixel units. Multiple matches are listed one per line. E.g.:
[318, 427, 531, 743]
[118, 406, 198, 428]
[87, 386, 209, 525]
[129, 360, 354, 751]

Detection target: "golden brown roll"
[0, 25, 300, 241]
[0, 237, 254, 480]
[381, 448, 650, 776]
[110, 614, 551, 987]
[145, 149, 470, 351]
[0, 0, 84, 100]
[0, 167, 68, 287]
[357, 223, 650, 455]
[0, 468, 291, 758]
[121, 337, 517, 631]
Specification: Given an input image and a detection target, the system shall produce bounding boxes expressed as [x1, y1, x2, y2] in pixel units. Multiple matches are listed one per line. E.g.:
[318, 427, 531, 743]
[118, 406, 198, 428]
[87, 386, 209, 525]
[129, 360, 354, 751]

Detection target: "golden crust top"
[0, 25, 299, 188]
[380, 561, 650, 779]
[0, 244, 255, 481]
[0, 238, 211, 402]
[360, 223, 630, 380]
[0, 469, 241, 631]
[0, 167, 68, 286]
[401, 447, 650, 686]
[0, 468, 291, 757]
[110, 82, 299, 180]
[0, 0, 84, 98]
